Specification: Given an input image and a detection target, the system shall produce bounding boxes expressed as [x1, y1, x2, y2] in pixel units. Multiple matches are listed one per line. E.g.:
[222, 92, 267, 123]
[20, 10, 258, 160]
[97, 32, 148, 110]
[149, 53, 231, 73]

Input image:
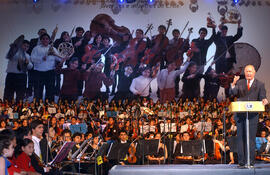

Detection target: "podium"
[229, 101, 265, 168]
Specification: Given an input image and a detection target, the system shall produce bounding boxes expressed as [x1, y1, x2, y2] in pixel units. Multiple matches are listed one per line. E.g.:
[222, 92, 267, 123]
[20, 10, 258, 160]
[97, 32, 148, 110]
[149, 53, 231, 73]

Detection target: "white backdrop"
[0, 0, 270, 100]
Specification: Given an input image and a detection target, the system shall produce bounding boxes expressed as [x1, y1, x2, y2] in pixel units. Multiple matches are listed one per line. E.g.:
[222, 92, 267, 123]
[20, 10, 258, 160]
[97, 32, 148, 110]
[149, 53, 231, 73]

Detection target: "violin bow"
[70, 26, 76, 38]
[95, 42, 116, 65]
[180, 21, 189, 38]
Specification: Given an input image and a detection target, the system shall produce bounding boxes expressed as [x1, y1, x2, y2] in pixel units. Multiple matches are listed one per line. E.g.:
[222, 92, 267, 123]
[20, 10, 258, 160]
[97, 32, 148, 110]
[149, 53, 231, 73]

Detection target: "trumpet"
[220, 9, 241, 24]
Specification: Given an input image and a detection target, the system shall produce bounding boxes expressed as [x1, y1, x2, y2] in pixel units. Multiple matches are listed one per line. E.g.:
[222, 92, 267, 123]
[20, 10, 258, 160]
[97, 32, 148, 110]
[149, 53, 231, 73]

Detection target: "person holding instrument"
[230, 64, 268, 168]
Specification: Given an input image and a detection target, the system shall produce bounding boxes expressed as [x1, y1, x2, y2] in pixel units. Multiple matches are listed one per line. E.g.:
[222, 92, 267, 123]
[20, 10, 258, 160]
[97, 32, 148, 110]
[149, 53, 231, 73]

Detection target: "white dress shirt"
[129, 75, 152, 97]
[32, 135, 42, 159]
[31, 45, 61, 71]
[157, 62, 189, 90]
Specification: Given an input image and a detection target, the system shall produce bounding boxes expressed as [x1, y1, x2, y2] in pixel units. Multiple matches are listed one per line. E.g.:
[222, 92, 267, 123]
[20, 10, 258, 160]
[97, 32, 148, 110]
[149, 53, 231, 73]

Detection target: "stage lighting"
[233, 0, 239, 4]
[118, 0, 125, 4]
[148, 0, 155, 4]
[33, 0, 39, 3]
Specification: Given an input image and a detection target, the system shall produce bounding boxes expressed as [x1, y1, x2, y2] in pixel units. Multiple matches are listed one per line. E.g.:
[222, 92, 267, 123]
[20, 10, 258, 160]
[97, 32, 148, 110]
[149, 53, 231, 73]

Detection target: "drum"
[234, 42, 261, 75]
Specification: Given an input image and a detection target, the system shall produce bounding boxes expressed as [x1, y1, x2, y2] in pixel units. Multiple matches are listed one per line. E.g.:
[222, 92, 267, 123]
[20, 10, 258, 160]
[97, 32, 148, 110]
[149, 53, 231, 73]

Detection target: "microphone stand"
[200, 111, 206, 164]
[85, 105, 105, 175]
[222, 93, 227, 164]
[46, 119, 50, 167]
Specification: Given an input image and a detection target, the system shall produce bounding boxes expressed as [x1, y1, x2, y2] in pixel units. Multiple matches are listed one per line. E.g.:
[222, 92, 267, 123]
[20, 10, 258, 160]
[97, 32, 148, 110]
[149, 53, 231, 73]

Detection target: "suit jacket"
[230, 78, 266, 122]
[40, 138, 53, 164]
[230, 78, 266, 101]
[214, 27, 243, 64]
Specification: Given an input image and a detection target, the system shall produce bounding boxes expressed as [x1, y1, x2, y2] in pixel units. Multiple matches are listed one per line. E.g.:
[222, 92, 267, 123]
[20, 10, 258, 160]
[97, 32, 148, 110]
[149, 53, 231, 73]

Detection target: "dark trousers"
[4, 73, 27, 102]
[26, 69, 35, 96]
[235, 112, 258, 165]
[55, 73, 61, 96]
[34, 70, 55, 102]
[215, 57, 234, 74]
[175, 75, 180, 96]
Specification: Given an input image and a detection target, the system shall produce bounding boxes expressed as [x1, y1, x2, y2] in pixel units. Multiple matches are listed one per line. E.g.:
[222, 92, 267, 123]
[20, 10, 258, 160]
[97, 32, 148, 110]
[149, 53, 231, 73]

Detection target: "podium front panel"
[229, 101, 265, 113]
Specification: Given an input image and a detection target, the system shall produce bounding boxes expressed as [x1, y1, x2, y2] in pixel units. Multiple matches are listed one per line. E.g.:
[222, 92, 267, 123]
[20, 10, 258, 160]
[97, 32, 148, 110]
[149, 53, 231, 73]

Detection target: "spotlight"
[33, 0, 39, 3]
[147, 0, 155, 5]
[118, 0, 125, 4]
[233, 0, 239, 4]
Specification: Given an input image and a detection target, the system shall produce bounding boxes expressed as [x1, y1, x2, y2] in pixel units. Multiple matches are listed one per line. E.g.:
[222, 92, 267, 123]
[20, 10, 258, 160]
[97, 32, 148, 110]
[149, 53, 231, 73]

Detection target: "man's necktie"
[247, 80, 250, 91]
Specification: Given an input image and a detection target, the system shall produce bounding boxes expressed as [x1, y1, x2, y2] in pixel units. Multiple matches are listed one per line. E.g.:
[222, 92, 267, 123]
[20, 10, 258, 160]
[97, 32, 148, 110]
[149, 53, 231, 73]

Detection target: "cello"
[166, 28, 193, 67]
[116, 24, 153, 67]
[141, 19, 172, 66]
[90, 14, 131, 44]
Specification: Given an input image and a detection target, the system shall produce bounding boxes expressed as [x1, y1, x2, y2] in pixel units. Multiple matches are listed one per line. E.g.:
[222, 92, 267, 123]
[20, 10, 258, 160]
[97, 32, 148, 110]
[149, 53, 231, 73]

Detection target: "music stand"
[137, 139, 159, 156]
[49, 141, 75, 166]
[107, 142, 130, 162]
[174, 140, 204, 163]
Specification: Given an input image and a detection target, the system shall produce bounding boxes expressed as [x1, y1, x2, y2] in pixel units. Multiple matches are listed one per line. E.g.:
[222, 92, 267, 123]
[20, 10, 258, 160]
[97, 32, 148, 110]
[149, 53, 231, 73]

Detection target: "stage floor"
[109, 164, 270, 175]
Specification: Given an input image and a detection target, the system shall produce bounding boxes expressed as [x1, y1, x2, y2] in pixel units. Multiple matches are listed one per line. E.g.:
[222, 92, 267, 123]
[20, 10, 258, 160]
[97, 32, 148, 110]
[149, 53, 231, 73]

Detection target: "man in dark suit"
[213, 22, 242, 74]
[230, 65, 268, 167]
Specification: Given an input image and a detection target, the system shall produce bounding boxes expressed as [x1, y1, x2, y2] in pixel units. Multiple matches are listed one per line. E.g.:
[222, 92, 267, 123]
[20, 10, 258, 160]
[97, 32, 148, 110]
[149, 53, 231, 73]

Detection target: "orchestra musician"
[31, 33, 63, 102]
[113, 65, 134, 102]
[167, 29, 190, 97]
[26, 28, 47, 98]
[4, 39, 33, 102]
[143, 25, 169, 67]
[55, 57, 88, 103]
[181, 62, 203, 100]
[191, 27, 216, 72]
[129, 66, 152, 100]
[53, 31, 72, 96]
[203, 66, 220, 101]
[147, 132, 167, 164]
[213, 20, 243, 97]
[157, 61, 190, 104]
[81, 34, 103, 66]
[30, 120, 62, 174]
[83, 62, 114, 100]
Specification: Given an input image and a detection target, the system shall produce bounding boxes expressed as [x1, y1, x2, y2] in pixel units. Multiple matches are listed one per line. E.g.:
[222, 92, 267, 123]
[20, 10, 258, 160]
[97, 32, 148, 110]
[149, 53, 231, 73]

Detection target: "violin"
[218, 67, 243, 89]
[81, 44, 103, 64]
[214, 142, 222, 160]
[141, 19, 172, 66]
[128, 143, 137, 164]
[90, 14, 131, 44]
[110, 54, 124, 72]
[186, 41, 199, 60]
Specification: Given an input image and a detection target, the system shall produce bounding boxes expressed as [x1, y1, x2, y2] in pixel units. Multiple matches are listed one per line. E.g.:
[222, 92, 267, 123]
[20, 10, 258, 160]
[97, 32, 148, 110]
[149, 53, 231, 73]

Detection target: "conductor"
[230, 64, 268, 168]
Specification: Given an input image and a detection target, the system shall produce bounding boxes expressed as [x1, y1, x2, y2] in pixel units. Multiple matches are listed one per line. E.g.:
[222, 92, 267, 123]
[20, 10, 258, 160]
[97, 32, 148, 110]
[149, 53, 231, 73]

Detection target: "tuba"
[220, 9, 241, 24]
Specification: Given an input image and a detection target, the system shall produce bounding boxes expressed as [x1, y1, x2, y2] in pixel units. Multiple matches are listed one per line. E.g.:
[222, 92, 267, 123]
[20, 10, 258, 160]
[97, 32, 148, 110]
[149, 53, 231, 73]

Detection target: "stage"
[109, 164, 270, 175]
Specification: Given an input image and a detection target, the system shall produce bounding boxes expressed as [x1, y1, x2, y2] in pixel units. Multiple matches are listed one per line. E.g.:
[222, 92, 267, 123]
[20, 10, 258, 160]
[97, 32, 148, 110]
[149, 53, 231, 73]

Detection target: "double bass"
[141, 19, 172, 66]
[90, 14, 131, 44]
